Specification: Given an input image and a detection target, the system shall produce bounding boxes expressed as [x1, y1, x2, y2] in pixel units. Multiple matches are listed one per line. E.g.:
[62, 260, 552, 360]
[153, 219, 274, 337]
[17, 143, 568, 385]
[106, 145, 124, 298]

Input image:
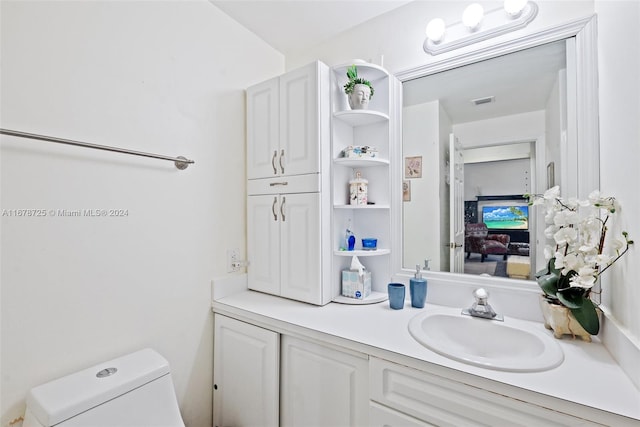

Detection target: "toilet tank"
[23, 348, 185, 427]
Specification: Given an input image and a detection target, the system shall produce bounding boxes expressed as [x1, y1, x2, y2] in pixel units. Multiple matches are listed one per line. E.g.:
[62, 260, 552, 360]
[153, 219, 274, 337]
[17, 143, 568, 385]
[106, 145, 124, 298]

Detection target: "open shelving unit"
[330, 61, 399, 304]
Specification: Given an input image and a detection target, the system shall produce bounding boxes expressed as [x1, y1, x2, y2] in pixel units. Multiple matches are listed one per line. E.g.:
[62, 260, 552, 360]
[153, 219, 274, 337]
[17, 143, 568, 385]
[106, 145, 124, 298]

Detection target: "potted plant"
[527, 186, 633, 341]
[343, 65, 374, 110]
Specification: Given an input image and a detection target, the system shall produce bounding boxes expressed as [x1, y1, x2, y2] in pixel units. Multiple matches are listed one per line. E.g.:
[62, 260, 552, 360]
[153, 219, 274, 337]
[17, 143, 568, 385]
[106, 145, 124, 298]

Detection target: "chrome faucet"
[462, 288, 504, 321]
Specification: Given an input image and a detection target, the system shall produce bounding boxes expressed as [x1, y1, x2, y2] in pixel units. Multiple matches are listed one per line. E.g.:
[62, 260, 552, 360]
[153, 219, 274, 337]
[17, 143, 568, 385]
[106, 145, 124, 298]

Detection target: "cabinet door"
[279, 192, 321, 304]
[247, 194, 281, 295]
[247, 77, 279, 179]
[279, 62, 320, 177]
[213, 315, 279, 427]
[281, 335, 369, 427]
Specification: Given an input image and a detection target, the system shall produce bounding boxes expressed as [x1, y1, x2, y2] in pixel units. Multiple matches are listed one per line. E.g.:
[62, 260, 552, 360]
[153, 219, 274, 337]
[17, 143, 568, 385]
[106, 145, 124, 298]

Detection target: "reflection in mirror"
[402, 40, 569, 280]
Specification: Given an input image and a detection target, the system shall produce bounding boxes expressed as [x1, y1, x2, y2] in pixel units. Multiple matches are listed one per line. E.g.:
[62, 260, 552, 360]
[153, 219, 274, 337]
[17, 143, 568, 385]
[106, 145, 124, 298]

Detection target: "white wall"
[464, 159, 531, 199]
[595, 0, 640, 345]
[402, 101, 441, 270]
[453, 110, 545, 150]
[0, 1, 283, 426]
[285, 0, 640, 356]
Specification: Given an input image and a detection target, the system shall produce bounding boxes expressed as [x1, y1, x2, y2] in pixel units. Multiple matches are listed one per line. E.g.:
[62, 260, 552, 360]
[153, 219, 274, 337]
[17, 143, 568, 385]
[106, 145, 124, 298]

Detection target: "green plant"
[528, 186, 634, 335]
[343, 65, 374, 98]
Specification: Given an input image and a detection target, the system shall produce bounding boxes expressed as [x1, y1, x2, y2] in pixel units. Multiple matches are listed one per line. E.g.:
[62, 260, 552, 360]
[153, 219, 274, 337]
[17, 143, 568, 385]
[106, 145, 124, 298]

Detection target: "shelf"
[333, 110, 389, 126]
[332, 60, 390, 81]
[334, 157, 389, 168]
[332, 291, 388, 305]
[334, 249, 390, 257]
[334, 204, 390, 210]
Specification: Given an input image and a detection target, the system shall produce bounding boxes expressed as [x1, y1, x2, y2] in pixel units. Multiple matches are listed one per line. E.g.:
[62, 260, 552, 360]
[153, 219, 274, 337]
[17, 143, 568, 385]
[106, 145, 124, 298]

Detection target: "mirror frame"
[391, 15, 599, 289]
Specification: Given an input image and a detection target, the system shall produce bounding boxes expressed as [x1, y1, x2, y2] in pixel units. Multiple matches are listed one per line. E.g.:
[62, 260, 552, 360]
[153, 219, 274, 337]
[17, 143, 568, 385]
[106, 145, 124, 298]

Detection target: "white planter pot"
[347, 83, 371, 110]
[539, 295, 593, 342]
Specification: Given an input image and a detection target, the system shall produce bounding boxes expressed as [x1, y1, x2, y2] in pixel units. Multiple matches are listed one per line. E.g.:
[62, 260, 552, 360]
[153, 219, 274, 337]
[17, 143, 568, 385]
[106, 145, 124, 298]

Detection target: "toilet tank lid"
[26, 348, 171, 427]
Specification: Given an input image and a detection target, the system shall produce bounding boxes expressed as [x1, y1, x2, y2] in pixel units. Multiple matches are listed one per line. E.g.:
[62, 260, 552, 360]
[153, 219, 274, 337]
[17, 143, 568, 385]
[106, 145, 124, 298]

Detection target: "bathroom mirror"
[393, 16, 599, 283]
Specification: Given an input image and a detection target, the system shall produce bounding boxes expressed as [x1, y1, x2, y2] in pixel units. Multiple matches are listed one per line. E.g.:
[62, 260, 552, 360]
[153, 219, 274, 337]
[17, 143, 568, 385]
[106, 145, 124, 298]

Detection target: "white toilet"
[23, 348, 185, 427]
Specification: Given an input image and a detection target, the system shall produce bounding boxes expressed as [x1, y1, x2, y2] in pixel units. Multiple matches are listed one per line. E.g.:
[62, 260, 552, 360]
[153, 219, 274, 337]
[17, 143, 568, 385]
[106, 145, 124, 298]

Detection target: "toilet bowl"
[23, 348, 185, 427]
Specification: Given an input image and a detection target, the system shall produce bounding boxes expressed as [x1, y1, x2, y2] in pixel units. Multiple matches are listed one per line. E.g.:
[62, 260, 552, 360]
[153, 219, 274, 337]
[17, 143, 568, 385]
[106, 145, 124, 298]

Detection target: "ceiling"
[210, 1, 567, 124]
[403, 40, 568, 124]
[209, 0, 413, 55]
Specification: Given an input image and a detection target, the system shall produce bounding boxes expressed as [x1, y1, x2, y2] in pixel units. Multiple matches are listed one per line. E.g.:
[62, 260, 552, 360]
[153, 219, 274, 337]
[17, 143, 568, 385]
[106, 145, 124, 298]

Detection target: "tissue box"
[341, 270, 372, 299]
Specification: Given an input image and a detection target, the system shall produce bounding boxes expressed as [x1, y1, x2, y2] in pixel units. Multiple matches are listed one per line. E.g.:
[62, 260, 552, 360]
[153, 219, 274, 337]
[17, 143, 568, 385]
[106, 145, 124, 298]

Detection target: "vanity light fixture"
[424, 1, 538, 56]
[462, 3, 484, 31]
[425, 18, 446, 43]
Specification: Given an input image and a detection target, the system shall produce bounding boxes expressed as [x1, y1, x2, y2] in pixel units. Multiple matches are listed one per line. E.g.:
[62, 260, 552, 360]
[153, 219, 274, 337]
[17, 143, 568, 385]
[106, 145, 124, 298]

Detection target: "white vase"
[538, 295, 593, 342]
[347, 83, 371, 110]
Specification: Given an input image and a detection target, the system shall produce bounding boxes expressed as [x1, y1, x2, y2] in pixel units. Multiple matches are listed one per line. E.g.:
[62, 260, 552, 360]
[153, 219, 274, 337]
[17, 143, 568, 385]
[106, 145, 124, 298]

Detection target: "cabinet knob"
[213, 384, 218, 390]
[280, 196, 286, 222]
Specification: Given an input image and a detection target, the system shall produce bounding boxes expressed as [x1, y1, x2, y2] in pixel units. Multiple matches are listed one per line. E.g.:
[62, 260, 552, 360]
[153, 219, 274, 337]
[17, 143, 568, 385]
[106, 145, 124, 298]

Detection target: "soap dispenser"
[410, 264, 427, 308]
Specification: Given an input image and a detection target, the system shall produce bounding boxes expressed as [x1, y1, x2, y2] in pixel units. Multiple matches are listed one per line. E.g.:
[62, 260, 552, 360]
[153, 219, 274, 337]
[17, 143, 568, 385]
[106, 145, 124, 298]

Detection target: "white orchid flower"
[561, 253, 583, 275]
[554, 227, 578, 246]
[570, 270, 597, 289]
[543, 185, 560, 200]
[543, 245, 555, 260]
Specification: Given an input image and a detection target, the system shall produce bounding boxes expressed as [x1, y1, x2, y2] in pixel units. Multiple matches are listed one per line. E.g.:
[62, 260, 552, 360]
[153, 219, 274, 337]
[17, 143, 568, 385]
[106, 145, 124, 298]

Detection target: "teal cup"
[388, 283, 405, 310]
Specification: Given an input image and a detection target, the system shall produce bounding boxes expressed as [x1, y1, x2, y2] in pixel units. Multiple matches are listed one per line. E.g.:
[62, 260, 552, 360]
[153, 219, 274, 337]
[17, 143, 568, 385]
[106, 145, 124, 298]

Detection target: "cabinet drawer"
[370, 401, 435, 427]
[370, 357, 600, 427]
[248, 174, 320, 195]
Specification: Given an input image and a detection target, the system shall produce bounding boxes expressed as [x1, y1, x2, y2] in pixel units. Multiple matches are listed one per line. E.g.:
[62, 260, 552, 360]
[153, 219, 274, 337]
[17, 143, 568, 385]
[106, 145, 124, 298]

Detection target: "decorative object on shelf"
[344, 221, 356, 251]
[404, 156, 422, 178]
[349, 171, 368, 205]
[341, 256, 371, 299]
[528, 186, 634, 340]
[362, 238, 377, 251]
[423, 1, 539, 55]
[341, 145, 378, 159]
[344, 65, 374, 110]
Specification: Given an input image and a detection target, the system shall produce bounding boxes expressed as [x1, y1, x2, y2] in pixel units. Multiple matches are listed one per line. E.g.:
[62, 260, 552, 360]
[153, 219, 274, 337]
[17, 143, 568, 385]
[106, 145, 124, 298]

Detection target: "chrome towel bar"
[0, 128, 194, 170]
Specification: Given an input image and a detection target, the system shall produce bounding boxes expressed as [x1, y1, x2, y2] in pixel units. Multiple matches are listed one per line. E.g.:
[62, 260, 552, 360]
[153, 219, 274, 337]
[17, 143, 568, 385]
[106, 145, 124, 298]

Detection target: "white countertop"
[212, 289, 640, 424]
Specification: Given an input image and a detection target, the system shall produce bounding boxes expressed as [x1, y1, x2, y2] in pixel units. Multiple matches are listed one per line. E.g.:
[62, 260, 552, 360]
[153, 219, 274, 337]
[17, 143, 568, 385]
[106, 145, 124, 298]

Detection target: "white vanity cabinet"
[213, 314, 369, 427]
[280, 335, 369, 426]
[330, 62, 401, 302]
[246, 61, 329, 180]
[212, 314, 279, 427]
[213, 294, 639, 427]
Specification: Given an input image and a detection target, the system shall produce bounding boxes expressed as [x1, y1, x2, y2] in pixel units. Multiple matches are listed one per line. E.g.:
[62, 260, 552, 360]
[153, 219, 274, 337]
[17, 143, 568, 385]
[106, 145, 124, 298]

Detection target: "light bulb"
[425, 18, 446, 43]
[504, 0, 528, 17]
[462, 3, 484, 31]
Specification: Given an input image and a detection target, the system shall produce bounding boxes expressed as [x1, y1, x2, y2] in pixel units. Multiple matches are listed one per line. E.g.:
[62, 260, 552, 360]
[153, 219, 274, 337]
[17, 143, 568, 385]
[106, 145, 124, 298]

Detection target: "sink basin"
[408, 307, 564, 372]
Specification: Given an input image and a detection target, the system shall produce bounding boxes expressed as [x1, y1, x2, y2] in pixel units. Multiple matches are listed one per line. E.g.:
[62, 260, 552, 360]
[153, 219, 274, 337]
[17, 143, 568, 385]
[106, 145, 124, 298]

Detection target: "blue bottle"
[345, 220, 356, 251]
[410, 264, 427, 308]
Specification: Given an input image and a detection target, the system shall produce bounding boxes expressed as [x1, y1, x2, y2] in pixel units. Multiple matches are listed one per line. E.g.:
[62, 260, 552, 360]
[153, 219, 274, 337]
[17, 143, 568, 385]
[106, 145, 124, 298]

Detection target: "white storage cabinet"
[246, 61, 326, 180]
[246, 61, 332, 305]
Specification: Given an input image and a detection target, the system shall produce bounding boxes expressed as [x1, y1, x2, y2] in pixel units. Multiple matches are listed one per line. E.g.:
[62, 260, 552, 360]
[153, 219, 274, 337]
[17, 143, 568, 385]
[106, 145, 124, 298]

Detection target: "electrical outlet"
[226, 248, 240, 273]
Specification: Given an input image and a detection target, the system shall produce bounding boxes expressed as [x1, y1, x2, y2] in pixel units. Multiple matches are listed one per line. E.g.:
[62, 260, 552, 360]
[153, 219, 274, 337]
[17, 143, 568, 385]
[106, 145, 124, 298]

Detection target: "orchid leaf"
[537, 273, 559, 296]
[556, 287, 587, 309]
[569, 298, 600, 335]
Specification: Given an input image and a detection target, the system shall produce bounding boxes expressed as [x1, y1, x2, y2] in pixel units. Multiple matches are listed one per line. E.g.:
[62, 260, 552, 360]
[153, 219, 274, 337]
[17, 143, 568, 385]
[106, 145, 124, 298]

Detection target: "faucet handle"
[473, 288, 489, 303]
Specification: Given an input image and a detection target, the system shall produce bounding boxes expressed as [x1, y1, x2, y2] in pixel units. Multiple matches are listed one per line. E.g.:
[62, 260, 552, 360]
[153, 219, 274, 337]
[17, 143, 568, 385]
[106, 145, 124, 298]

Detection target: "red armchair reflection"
[464, 223, 510, 262]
